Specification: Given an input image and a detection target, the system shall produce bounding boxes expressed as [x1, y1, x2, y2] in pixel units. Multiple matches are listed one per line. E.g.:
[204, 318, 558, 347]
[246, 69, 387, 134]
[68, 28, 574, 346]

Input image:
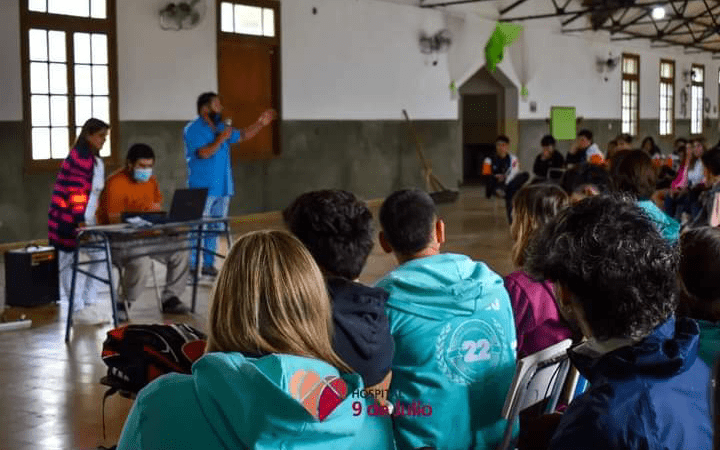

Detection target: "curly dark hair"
[379, 189, 437, 256]
[610, 149, 657, 199]
[524, 194, 678, 340]
[561, 163, 611, 195]
[283, 190, 374, 280]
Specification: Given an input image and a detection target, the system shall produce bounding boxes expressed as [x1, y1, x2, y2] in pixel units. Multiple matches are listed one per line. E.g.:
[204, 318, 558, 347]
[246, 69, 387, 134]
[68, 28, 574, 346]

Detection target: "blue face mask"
[133, 167, 153, 183]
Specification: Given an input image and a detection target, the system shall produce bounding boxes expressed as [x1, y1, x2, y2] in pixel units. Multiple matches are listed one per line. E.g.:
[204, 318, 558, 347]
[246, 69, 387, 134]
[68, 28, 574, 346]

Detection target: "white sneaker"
[72, 303, 112, 325]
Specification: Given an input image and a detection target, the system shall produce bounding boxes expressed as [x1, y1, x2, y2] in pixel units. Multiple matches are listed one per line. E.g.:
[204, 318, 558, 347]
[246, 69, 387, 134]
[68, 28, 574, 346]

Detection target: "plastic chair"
[497, 339, 574, 450]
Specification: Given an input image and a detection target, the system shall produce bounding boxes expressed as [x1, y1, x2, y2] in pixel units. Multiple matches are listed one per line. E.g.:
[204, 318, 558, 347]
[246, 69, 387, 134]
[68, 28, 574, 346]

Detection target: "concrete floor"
[0, 187, 514, 450]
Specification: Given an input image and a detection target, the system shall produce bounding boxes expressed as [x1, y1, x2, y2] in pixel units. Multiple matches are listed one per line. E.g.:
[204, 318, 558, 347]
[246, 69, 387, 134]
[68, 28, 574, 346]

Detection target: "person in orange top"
[97, 144, 190, 319]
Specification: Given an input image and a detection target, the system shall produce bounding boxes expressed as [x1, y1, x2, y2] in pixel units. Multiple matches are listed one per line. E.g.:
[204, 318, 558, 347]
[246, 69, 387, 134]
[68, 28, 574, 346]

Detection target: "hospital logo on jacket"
[290, 370, 349, 421]
[435, 318, 508, 385]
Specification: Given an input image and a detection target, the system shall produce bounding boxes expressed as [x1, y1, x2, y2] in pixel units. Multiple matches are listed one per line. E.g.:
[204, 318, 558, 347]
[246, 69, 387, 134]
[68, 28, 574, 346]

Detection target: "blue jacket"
[549, 316, 712, 450]
[636, 200, 680, 242]
[376, 253, 517, 450]
[183, 117, 243, 197]
[117, 352, 395, 450]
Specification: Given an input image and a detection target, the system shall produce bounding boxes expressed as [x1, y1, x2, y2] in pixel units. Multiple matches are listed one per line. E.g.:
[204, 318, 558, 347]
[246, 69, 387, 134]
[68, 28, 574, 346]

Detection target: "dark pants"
[486, 172, 530, 223]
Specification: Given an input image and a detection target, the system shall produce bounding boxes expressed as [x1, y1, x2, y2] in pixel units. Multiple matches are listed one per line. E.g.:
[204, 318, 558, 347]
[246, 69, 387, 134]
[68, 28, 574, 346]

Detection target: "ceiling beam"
[500, 1, 700, 22]
[499, 0, 529, 15]
[419, 0, 494, 7]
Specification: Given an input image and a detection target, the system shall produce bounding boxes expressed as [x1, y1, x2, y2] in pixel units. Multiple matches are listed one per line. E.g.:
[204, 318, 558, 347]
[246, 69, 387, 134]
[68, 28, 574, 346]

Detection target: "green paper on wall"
[485, 22, 523, 72]
[551, 106, 576, 140]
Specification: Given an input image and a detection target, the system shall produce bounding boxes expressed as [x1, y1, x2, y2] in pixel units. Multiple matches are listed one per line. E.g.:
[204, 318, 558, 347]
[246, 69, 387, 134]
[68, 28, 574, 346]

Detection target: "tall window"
[659, 59, 674, 136]
[621, 53, 640, 136]
[691, 64, 704, 135]
[21, 0, 117, 169]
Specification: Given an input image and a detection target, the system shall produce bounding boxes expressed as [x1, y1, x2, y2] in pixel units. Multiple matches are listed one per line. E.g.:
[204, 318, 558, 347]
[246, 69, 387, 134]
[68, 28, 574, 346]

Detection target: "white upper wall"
[0, 0, 22, 121]
[116, 0, 218, 120]
[281, 0, 456, 120]
[0, 0, 718, 122]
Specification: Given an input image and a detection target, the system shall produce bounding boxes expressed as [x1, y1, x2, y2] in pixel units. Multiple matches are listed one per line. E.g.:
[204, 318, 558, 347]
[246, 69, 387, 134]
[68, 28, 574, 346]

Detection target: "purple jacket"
[504, 270, 573, 358]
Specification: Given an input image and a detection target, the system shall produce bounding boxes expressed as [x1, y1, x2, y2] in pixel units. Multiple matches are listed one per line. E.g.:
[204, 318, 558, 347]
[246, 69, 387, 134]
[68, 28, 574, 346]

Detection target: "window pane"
[91, 34, 108, 65]
[29, 29, 48, 61]
[74, 65, 92, 95]
[50, 95, 68, 126]
[263, 8, 275, 37]
[99, 133, 110, 157]
[93, 96, 109, 122]
[74, 33, 91, 64]
[32, 127, 51, 159]
[29, 0, 47, 12]
[48, 31, 65, 62]
[235, 4, 262, 36]
[51, 127, 69, 159]
[75, 96, 92, 125]
[30, 62, 49, 94]
[31, 95, 50, 127]
[221, 2, 234, 32]
[92, 65, 108, 95]
[48, 63, 67, 94]
[48, 0, 89, 17]
[90, 0, 106, 18]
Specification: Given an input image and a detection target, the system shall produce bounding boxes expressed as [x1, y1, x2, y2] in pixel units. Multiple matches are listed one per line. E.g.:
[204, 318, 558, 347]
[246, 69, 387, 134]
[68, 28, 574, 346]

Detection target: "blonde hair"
[206, 230, 352, 372]
[511, 184, 569, 267]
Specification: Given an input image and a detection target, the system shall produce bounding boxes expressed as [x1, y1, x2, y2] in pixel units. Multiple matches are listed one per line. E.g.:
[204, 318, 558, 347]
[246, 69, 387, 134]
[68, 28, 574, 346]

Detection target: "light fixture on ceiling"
[651, 6, 666, 20]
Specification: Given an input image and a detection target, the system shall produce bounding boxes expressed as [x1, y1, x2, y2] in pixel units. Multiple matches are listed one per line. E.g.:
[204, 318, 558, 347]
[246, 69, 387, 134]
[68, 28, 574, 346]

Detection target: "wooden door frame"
[216, 0, 281, 157]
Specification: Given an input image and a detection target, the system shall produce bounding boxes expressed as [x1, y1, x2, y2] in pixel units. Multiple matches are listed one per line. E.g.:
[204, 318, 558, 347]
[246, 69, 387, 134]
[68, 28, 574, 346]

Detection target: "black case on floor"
[4, 246, 59, 307]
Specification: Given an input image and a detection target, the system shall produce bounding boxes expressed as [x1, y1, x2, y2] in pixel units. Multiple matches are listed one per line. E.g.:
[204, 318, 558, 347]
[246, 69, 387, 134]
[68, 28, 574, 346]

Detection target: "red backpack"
[101, 323, 207, 393]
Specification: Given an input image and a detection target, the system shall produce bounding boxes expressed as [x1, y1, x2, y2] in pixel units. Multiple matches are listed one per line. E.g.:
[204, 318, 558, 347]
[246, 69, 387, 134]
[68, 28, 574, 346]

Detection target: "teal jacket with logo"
[376, 253, 517, 450]
[117, 352, 395, 450]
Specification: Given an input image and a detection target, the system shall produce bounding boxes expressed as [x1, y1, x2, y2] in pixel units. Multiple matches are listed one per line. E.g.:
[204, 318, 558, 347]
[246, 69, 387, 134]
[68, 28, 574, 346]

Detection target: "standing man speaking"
[184, 92, 276, 276]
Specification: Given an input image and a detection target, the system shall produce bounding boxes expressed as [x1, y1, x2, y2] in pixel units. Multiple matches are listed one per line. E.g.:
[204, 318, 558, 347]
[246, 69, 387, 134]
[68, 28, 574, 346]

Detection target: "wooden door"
[218, 38, 279, 159]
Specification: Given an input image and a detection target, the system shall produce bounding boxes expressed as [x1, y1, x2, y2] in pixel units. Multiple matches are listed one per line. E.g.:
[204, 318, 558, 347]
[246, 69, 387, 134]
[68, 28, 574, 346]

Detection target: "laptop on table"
[122, 188, 208, 225]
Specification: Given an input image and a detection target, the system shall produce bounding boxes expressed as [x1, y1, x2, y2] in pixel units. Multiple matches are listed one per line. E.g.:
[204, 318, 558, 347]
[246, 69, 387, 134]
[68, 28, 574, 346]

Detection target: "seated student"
[641, 135, 662, 158]
[376, 189, 517, 450]
[560, 163, 611, 203]
[283, 190, 394, 400]
[666, 138, 707, 222]
[532, 135, 565, 180]
[484, 135, 530, 223]
[505, 184, 575, 359]
[688, 146, 720, 228]
[524, 195, 712, 450]
[566, 129, 604, 167]
[610, 149, 680, 241]
[679, 227, 720, 368]
[614, 133, 633, 152]
[96, 143, 190, 317]
[116, 231, 394, 450]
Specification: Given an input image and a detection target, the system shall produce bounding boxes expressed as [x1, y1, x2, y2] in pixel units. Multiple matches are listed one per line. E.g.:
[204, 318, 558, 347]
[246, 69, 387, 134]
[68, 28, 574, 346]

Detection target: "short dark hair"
[540, 135, 556, 147]
[496, 135, 510, 144]
[616, 133, 633, 145]
[524, 194, 678, 340]
[610, 149, 657, 199]
[702, 146, 720, 176]
[126, 143, 155, 164]
[577, 129, 593, 141]
[197, 92, 217, 115]
[680, 227, 720, 305]
[675, 137, 687, 147]
[379, 189, 437, 256]
[561, 163, 611, 195]
[283, 190, 374, 280]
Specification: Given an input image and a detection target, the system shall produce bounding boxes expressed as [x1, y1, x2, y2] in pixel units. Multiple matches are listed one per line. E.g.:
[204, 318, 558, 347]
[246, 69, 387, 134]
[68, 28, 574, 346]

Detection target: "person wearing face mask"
[97, 144, 191, 318]
[183, 92, 276, 278]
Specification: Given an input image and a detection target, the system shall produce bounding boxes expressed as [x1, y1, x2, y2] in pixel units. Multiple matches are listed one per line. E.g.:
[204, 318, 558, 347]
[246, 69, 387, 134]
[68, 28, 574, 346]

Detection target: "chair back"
[496, 339, 573, 450]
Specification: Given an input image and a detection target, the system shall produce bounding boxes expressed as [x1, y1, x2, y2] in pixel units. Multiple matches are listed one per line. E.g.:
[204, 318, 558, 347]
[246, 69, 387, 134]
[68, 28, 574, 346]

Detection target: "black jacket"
[327, 276, 394, 387]
[533, 150, 565, 178]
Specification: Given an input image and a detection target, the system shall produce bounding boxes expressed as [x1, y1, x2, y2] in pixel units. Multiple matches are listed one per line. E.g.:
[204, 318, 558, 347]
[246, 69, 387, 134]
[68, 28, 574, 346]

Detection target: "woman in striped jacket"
[48, 118, 110, 324]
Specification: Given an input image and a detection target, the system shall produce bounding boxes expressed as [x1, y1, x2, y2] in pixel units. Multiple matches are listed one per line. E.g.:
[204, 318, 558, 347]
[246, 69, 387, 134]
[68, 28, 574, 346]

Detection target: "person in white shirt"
[567, 129, 605, 167]
[484, 135, 529, 223]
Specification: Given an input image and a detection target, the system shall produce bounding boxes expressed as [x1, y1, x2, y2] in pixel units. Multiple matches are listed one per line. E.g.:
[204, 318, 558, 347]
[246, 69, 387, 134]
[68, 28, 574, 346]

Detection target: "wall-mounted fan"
[596, 53, 620, 82]
[419, 29, 452, 66]
[159, 0, 206, 31]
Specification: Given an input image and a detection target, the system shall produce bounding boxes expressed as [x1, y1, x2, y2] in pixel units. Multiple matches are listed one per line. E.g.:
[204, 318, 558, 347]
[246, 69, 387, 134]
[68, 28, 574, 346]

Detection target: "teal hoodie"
[376, 253, 517, 450]
[637, 199, 680, 242]
[117, 352, 395, 450]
